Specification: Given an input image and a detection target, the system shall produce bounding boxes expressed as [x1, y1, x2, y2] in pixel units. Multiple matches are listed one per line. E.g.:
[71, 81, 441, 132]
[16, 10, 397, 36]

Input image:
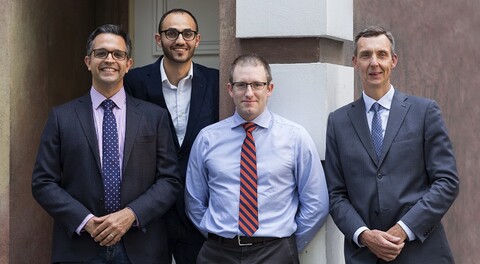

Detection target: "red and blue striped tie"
[239, 122, 259, 236]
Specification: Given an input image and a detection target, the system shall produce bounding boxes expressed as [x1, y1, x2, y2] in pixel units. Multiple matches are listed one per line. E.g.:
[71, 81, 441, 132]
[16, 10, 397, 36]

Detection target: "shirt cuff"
[353, 226, 369, 247]
[76, 214, 94, 235]
[397, 220, 416, 241]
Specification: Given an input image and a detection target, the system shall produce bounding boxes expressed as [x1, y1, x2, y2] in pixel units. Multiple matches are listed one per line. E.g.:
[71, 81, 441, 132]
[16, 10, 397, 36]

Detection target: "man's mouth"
[100, 67, 118, 72]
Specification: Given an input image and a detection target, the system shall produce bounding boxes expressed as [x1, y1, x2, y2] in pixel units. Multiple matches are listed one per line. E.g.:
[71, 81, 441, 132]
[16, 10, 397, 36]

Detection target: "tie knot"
[371, 102, 381, 113]
[242, 122, 257, 133]
[101, 99, 116, 111]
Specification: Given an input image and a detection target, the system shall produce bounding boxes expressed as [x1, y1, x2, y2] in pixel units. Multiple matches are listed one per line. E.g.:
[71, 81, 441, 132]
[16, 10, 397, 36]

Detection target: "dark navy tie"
[371, 102, 383, 161]
[239, 122, 258, 236]
[101, 99, 121, 213]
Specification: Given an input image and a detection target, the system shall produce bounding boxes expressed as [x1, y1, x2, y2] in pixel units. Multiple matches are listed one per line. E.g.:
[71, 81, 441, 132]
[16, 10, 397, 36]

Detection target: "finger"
[95, 228, 113, 243]
[91, 221, 110, 237]
[99, 233, 116, 246]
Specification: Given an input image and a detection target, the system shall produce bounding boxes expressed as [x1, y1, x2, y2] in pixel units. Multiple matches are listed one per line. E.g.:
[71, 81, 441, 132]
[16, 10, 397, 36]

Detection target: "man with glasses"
[32, 24, 181, 263]
[185, 54, 329, 263]
[124, 8, 219, 264]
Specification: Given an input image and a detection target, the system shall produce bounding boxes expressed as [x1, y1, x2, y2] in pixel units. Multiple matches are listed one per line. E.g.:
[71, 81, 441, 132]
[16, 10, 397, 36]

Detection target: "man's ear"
[84, 56, 91, 71]
[155, 33, 162, 48]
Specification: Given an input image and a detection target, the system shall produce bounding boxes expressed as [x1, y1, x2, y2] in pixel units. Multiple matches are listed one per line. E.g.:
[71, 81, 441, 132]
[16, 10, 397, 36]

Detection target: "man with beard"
[124, 8, 219, 264]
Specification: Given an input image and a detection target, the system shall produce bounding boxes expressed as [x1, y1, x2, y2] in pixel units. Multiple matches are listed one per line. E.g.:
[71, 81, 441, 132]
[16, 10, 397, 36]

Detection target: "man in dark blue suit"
[325, 26, 459, 263]
[124, 8, 219, 264]
[32, 24, 181, 263]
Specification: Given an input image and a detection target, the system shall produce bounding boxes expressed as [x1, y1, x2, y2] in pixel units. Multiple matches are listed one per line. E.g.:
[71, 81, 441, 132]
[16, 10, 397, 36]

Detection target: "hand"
[90, 208, 136, 246]
[84, 216, 103, 236]
[359, 229, 405, 262]
[387, 224, 408, 244]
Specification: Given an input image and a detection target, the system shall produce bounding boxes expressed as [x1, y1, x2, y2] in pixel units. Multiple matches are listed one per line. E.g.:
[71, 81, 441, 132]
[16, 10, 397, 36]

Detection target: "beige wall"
[0, 1, 11, 263]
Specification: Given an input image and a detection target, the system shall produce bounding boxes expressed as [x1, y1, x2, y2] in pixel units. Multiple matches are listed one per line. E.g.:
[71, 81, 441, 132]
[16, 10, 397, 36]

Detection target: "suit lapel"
[183, 63, 207, 150]
[75, 94, 102, 171]
[147, 56, 180, 148]
[145, 57, 168, 109]
[379, 91, 410, 164]
[347, 97, 379, 164]
[123, 95, 142, 173]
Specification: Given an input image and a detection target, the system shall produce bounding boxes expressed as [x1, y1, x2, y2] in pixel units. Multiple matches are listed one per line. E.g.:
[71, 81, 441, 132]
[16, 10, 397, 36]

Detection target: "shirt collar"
[160, 57, 194, 88]
[90, 87, 126, 110]
[232, 108, 272, 129]
[363, 85, 395, 112]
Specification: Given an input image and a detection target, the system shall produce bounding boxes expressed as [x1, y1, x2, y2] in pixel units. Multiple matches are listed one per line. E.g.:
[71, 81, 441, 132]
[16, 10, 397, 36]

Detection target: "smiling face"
[353, 34, 398, 100]
[84, 33, 133, 97]
[156, 12, 200, 65]
[228, 64, 273, 121]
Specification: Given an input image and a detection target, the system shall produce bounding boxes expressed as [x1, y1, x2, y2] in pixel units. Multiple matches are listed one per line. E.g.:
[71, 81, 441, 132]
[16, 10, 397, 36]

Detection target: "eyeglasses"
[160, 29, 198, 41]
[232, 82, 269, 91]
[90, 49, 128, 61]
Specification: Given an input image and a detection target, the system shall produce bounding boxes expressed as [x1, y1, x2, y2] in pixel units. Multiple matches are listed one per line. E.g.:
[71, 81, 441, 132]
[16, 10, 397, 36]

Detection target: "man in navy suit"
[325, 26, 459, 263]
[124, 8, 219, 264]
[32, 24, 181, 263]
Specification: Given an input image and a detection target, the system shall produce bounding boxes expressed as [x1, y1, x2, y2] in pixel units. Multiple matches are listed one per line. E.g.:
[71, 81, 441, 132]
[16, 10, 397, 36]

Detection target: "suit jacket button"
[377, 173, 383, 179]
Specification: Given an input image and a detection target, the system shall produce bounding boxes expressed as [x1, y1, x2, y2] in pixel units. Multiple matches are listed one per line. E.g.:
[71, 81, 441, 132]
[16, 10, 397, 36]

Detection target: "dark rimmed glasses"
[232, 82, 269, 92]
[90, 49, 128, 61]
[160, 29, 198, 41]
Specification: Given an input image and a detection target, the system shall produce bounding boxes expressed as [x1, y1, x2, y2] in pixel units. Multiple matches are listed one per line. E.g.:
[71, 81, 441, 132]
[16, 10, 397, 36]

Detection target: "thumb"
[384, 232, 401, 243]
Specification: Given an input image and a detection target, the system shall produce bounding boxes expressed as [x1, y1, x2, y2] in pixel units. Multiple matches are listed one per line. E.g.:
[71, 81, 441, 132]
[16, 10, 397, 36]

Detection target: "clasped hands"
[83, 208, 136, 247]
[359, 224, 408, 262]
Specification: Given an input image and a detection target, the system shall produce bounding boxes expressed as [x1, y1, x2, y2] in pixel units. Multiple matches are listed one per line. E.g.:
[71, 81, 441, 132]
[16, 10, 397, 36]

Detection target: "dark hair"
[354, 25, 395, 56]
[86, 24, 132, 58]
[158, 8, 199, 33]
[229, 54, 272, 83]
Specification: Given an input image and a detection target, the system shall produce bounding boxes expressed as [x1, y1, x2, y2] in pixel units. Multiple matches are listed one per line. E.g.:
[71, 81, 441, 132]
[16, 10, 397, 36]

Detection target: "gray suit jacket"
[325, 90, 459, 264]
[32, 93, 182, 264]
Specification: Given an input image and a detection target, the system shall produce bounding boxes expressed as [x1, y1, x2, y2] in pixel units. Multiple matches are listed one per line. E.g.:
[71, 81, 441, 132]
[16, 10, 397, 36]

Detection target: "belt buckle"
[237, 236, 253, 246]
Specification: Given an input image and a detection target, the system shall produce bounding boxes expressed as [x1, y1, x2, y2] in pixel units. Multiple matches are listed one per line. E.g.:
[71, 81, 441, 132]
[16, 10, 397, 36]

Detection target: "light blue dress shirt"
[160, 58, 193, 146]
[185, 109, 329, 251]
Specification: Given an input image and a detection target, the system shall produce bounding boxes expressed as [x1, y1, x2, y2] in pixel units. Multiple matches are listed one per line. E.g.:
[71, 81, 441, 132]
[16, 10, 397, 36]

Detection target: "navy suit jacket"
[325, 90, 459, 264]
[32, 93, 181, 264]
[124, 57, 219, 224]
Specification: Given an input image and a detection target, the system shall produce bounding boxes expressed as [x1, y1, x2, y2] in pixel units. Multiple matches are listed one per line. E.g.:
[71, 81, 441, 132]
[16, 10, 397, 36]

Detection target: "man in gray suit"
[325, 26, 459, 263]
[32, 24, 181, 263]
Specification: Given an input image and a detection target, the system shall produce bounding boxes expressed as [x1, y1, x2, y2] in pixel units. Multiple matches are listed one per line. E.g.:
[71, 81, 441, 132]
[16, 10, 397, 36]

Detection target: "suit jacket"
[32, 93, 182, 264]
[325, 90, 459, 264]
[124, 56, 219, 225]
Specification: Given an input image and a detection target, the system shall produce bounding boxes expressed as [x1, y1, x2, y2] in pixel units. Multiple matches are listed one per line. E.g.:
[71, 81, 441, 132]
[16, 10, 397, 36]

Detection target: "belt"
[208, 233, 279, 246]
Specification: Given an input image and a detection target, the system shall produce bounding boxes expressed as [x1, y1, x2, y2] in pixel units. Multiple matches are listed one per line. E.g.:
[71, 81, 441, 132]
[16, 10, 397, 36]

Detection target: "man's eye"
[166, 31, 178, 37]
[96, 51, 108, 57]
[113, 51, 125, 58]
[235, 83, 247, 89]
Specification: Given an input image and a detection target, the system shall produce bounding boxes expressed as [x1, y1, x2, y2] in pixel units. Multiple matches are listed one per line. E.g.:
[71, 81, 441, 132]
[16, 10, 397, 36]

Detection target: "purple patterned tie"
[238, 122, 259, 236]
[371, 102, 383, 161]
[101, 99, 121, 213]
